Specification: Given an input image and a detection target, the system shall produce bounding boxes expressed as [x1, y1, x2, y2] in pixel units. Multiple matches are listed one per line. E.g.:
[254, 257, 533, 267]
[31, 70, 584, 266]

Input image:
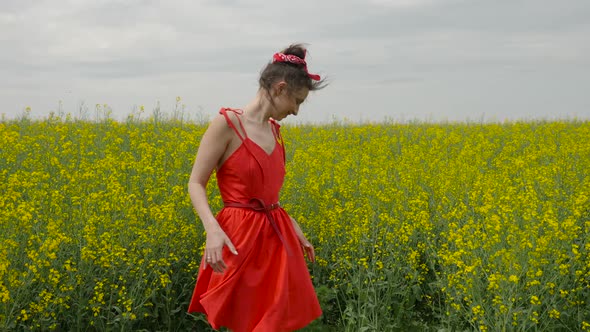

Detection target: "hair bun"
[281, 44, 307, 60]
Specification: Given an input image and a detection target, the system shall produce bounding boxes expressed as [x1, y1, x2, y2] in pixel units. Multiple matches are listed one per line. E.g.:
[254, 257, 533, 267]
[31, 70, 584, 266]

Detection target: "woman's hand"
[290, 217, 316, 263]
[204, 228, 238, 273]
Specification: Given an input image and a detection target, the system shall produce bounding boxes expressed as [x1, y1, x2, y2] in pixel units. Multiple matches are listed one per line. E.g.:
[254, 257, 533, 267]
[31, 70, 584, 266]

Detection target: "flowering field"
[1, 115, 589, 331]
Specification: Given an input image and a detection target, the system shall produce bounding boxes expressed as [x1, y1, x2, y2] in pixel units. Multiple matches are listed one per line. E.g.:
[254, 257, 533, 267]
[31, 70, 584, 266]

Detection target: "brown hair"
[258, 43, 327, 95]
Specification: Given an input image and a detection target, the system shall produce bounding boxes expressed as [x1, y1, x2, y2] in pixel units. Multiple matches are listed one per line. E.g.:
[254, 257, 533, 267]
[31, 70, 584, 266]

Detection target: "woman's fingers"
[225, 237, 239, 256]
[203, 248, 217, 272]
[203, 246, 230, 273]
[306, 244, 316, 263]
[204, 229, 234, 273]
[300, 242, 316, 263]
[203, 249, 211, 270]
[215, 250, 226, 270]
[211, 249, 223, 273]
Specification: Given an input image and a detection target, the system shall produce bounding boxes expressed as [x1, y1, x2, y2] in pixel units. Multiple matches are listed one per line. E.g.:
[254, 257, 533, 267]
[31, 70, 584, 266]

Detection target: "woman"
[187, 43, 326, 332]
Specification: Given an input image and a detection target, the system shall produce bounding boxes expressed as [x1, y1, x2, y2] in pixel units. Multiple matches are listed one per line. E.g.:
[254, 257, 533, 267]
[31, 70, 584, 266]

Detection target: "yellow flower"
[549, 309, 560, 319]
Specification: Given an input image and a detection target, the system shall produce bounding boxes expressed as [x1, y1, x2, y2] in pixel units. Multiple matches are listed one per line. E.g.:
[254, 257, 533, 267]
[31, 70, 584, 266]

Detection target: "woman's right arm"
[188, 114, 238, 273]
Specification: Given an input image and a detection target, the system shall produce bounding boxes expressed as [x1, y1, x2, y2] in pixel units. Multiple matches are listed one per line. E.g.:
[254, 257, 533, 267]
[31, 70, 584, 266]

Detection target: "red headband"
[272, 52, 321, 81]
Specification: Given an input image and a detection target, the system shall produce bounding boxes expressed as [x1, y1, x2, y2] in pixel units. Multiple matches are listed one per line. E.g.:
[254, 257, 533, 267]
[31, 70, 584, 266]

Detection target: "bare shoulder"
[207, 113, 232, 134]
[220, 110, 243, 128]
[217, 110, 247, 138]
[199, 114, 233, 146]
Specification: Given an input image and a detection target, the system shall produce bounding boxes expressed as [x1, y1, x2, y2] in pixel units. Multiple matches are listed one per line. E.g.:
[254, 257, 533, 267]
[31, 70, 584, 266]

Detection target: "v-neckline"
[247, 137, 278, 156]
[232, 111, 278, 156]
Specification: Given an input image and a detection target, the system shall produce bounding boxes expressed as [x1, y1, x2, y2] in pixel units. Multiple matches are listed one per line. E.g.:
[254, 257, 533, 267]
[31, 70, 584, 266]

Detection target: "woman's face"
[272, 85, 309, 121]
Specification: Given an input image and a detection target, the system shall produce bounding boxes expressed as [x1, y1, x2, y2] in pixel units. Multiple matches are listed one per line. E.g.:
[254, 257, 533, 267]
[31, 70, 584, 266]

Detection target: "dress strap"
[219, 108, 248, 141]
[270, 119, 286, 163]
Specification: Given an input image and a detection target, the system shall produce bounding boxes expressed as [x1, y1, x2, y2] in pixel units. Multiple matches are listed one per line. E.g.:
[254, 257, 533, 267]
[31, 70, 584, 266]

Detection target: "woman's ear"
[272, 81, 288, 97]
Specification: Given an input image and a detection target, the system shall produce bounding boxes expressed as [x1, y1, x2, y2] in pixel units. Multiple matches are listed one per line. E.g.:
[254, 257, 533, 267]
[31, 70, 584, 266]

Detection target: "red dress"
[188, 108, 322, 332]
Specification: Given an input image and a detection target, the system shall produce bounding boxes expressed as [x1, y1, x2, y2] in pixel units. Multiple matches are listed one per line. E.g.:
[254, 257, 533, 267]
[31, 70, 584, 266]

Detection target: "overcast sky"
[1, 0, 589, 123]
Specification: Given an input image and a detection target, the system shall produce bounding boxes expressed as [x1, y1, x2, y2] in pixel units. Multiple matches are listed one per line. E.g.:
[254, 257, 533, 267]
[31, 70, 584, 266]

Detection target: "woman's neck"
[242, 90, 274, 124]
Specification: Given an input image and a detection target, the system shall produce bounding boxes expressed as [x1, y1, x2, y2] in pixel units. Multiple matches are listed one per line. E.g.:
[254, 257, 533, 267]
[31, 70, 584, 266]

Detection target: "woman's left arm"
[289, 216, 315, 263]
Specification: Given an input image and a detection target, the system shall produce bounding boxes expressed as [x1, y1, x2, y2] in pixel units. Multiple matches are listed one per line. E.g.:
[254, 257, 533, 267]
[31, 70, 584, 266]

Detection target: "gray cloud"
[1, 0, 589, 122]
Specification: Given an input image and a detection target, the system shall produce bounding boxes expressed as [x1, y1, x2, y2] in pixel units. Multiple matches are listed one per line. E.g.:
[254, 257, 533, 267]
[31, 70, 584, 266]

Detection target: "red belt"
[224, 198, 292, 256]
